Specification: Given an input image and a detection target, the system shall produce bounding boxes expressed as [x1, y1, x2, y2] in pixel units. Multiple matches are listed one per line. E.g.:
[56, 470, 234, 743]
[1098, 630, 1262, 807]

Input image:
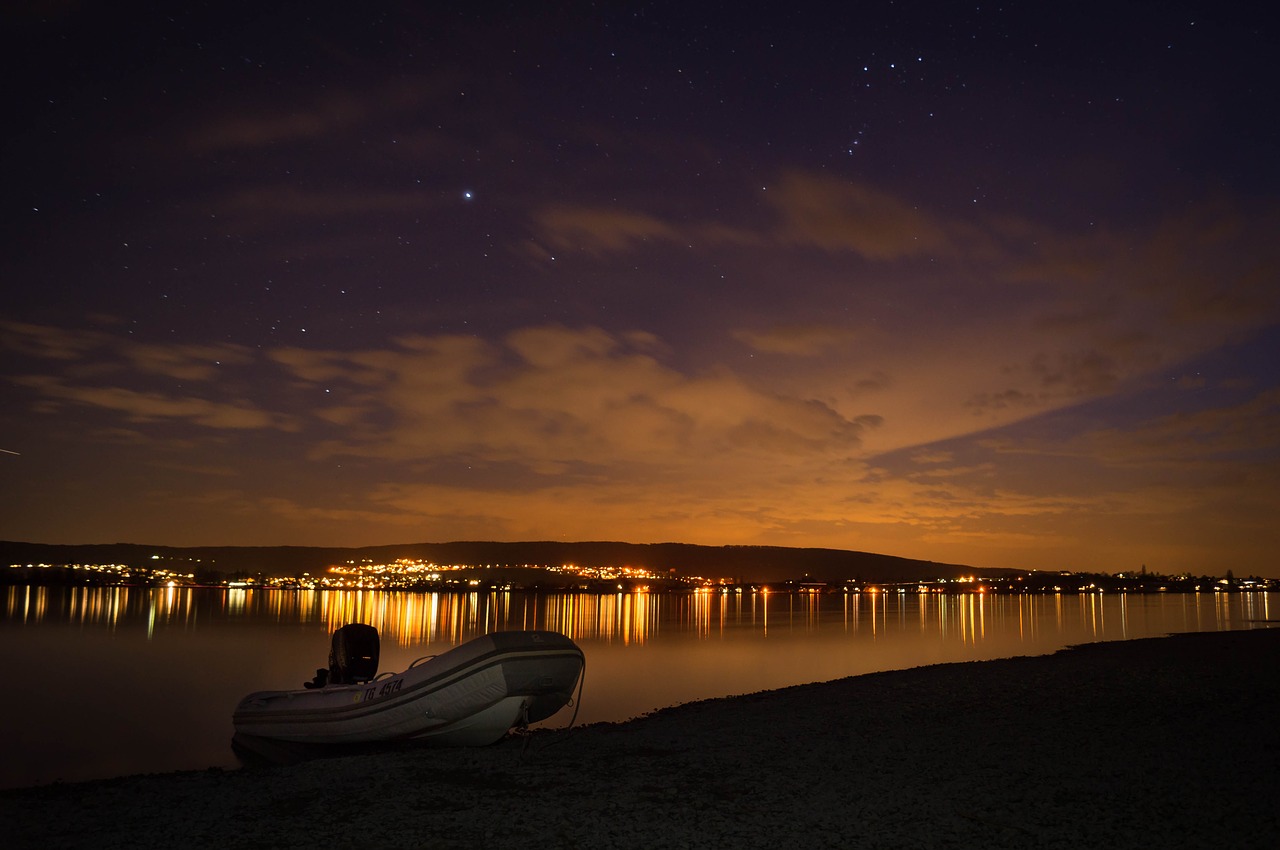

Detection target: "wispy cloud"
[531, 206, 685, 255]
[1, 322, 256, 382]
[4, 322, 293, 431]
[118, 342, 257, 382]
[187, 79, 452, 153]
[1, 320, 103, 361]
[12, 376, 297, 431]
[766, 171, 954, 260]
[732, 324, 859, 356]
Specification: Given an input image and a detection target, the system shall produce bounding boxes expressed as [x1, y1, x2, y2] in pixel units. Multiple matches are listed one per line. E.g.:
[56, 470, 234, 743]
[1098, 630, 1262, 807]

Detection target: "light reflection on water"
[1, 585, 1273, 789]
[6, 585, 1274, 653]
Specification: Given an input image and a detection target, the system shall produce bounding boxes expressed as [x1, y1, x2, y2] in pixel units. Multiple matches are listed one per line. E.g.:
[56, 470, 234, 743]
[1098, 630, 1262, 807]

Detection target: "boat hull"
[233, 630, 584, 746]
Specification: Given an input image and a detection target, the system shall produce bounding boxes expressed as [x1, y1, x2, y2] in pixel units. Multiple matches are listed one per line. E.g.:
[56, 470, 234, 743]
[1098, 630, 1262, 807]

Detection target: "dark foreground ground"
[6, 628, 1278, 849]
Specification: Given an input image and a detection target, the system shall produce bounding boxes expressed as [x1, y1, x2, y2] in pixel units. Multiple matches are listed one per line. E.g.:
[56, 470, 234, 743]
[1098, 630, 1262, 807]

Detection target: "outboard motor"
[328, 623, 380, 684]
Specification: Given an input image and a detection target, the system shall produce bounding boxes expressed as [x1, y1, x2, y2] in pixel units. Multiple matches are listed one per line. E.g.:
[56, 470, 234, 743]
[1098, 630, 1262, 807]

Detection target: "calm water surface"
[2, 585, 1273, 789]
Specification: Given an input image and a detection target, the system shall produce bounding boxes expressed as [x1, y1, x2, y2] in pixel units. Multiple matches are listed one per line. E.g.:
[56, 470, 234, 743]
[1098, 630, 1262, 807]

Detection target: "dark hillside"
[0, 540, 1021, 584]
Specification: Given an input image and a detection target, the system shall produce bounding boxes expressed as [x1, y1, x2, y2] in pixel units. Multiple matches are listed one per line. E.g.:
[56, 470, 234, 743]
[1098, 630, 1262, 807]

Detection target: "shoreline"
[7, 628, 1279, 848]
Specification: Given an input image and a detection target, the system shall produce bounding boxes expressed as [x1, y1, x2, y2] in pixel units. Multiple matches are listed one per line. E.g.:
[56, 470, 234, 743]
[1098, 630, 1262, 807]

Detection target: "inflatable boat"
[232, 626, 585, 747]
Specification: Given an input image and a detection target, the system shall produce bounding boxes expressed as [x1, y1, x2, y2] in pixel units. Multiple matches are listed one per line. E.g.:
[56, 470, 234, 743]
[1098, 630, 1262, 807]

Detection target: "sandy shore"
[6, 628, 1278, 849]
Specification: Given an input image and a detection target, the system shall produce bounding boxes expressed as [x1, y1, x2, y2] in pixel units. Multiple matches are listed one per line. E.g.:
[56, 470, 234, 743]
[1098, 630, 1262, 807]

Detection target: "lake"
[2, 585, 1273, 790]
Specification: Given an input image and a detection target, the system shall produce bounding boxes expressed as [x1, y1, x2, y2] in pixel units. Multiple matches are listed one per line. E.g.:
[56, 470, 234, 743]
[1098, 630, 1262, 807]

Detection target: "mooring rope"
[516, 654, 587, 763]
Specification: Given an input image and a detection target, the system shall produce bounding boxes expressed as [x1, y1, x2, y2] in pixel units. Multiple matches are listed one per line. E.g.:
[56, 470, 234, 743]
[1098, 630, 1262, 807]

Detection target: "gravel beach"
[6, 628, 1278, 849]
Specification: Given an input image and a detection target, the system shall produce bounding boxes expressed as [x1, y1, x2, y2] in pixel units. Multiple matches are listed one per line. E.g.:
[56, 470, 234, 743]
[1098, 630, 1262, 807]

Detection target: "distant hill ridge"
[0, 540, 1021, 584]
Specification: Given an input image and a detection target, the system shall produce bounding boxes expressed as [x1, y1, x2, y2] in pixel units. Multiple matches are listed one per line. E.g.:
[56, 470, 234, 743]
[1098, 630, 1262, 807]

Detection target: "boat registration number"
[361, 678, 404, 702]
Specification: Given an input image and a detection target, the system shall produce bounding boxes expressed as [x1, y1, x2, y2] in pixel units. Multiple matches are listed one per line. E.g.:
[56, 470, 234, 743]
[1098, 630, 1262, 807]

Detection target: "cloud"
[766, 171, 953, 260]
[521, 182, 1280, 476]
[531, 206, 684, 255]
[187, 80, 450, 153]
[1066, 387, 1280, 469]
[2, 322, 257, 382]
[118, 342, 257, 382]
[11, 376, 296, 431]
[3, 323, 293, 432]
[0, 320, 103, 361]
[528, 171, 960, 262]
[910, 451, 953, 465]
[269, 326, 872, 478]
[831, 383, 1280, 570]
[961, 348, 1131, 416]
[732, 324, 859, 356]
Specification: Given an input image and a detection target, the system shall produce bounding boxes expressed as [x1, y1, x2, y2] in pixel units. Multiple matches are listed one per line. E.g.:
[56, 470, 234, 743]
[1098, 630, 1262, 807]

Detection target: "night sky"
[3, 2, 1278, 576]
